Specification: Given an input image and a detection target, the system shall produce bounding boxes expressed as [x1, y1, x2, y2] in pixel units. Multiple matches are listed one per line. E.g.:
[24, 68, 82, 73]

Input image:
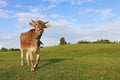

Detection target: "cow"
[20, 19, 50, 71]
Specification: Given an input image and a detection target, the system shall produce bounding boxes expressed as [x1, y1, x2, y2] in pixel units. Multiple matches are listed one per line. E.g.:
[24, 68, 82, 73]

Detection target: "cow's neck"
[36, 34, 42, 40]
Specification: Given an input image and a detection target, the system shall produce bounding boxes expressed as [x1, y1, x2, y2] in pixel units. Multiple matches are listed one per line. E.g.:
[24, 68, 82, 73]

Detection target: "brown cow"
[20, 19, 50, 71]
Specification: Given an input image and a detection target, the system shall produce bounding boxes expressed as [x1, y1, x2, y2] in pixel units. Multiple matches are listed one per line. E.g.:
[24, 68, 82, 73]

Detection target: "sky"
[0, 0, 120, 49]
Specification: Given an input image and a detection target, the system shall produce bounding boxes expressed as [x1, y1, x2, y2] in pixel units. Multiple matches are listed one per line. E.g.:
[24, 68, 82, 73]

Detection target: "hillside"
[0, 44, 120, 80]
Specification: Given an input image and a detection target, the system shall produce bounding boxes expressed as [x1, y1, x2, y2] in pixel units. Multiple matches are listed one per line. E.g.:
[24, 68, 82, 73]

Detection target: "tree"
[59, 37, 67, 45]
[0, 47, 8, 51]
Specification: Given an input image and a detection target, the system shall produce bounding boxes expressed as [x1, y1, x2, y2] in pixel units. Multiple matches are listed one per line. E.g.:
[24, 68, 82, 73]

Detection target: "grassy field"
[0, 44, 120, 80]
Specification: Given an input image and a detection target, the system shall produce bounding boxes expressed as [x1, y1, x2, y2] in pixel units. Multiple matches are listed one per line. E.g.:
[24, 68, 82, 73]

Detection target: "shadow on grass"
[38, 58, 72, 69]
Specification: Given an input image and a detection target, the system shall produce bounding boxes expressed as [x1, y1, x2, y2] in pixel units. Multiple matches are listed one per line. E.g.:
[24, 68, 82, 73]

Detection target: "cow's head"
[29, 19, 51, 36]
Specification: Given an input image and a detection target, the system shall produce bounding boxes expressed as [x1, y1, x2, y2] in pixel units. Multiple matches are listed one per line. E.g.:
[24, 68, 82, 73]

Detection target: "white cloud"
[45, 0, 94, 4]
[71, 0, 94, 5]
[78, 0, 94, 4]
[44, 0, 58, 3]
[79, 8, 114, 17]
[44, 0, 66, 4]
[41, 36, 59, 46]
[43, 0, 66, 10]
[77, 20, 120, 42]
[96, 9, 113, 17]
[45, 0, 94, 5]
[79, 7, 94, 15]
[15, 8, 47, 23]
[0, 44, 3, 49]
[16, 12, 39, 22]
[0, 9, 8, 18]
[0, 9, 14, 18]
[0, 30, 19, 41]
[50, 19, 70, 27]
[44, 0, 94, 6]
[0, 30, 20, 48]
[43, 4, 57, 10]
[71, 0, 75, 5]
[49, 13, 60, 18]
[0, 0, 8, 7]
[15, 4, 22, 8]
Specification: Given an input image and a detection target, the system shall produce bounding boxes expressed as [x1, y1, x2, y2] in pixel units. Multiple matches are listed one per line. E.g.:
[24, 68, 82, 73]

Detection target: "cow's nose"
[39, 29, 44, 32]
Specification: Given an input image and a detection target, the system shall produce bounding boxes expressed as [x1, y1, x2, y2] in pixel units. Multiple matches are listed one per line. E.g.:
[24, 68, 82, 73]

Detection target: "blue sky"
[0, 0, 120, 49]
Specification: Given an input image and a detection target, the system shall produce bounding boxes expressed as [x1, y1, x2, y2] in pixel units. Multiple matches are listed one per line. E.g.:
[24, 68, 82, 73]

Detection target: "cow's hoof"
[31, 68, 35, 72]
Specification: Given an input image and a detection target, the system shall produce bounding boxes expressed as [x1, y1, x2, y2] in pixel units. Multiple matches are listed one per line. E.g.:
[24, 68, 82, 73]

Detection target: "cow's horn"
[31, 19, 36, 23]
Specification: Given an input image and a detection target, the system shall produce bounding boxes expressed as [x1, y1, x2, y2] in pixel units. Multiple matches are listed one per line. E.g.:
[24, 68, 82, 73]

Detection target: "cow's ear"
[29, 22, 35, 27]
[44, 24, 51, 29]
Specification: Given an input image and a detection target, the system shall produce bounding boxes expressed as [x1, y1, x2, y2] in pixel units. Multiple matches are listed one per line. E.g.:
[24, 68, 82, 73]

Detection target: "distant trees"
[77, 39, 113, 44]
[93, 39, 111, 44]
[9, 48, 20, 51]
[59, 37, 119, 45]
[0, 47, 8, 51]
[0, 47, 20, 52]
[77, 40, 91, 44]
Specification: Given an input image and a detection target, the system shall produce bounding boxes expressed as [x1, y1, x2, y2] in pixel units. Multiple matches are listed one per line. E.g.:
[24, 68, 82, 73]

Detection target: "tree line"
[0, 47, 20, 52]
[59, 37, 120, 45]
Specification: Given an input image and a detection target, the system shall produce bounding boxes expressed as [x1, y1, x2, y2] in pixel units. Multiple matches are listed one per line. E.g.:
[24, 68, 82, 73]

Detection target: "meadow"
[0, 44, 120, 80]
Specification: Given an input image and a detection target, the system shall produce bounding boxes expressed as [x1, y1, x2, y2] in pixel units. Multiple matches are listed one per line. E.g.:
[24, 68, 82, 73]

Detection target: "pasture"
[0, 44, 120, 80]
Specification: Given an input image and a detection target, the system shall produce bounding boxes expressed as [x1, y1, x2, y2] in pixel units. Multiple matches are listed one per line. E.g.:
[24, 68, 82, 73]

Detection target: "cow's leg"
[34, 49, 40, 68]
[26, 51, 30, 66]
[21, 49, 24, 66]
[29, 51, 34, 72]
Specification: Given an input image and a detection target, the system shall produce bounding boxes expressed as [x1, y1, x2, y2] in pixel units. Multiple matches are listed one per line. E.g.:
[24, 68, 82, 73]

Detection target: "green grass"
[0, 44, 120, 80]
